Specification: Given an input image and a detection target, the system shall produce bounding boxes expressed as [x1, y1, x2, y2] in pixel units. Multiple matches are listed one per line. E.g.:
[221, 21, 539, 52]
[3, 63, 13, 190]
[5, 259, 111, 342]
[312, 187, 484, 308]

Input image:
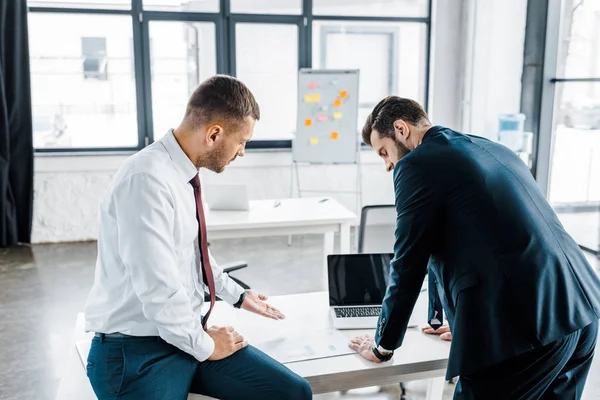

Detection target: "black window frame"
[29, 0, 432, 153]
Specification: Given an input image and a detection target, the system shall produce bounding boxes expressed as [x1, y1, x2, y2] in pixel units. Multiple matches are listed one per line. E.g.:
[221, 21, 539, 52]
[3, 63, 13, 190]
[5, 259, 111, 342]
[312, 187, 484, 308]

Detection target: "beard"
[196, 143, 230, 173]
[395, 139, 412, 160]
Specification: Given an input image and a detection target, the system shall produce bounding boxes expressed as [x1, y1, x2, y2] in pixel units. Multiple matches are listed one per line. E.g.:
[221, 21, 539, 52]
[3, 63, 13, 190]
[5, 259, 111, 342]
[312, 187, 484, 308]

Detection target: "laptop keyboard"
[334, 306, 381, 318]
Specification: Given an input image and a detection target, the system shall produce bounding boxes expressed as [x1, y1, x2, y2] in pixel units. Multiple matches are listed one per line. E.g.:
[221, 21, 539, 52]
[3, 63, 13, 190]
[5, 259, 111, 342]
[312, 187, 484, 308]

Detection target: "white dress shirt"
[85, 129, 245, 362]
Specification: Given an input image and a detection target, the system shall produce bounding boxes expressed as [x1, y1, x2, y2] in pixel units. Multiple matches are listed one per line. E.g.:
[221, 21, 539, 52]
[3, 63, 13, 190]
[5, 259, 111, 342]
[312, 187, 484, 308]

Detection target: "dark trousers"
[454, 319, 598, 399]
[87, 335, 312, 400]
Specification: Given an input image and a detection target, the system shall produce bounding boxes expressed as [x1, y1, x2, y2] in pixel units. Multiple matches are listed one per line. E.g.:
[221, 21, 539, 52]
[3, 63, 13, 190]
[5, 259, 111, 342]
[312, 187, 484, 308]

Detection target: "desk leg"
[339, 223, 351, 254]
[425, 377, 446, 400]
[323, 231, 335, 270]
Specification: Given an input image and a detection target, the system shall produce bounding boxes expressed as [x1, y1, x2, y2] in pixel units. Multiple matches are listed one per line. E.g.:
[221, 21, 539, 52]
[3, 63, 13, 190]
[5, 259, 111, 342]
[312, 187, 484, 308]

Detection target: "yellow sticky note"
[310, 137, 319, 145]
[303, 94, 321, 103]
[304, 119, 312, 126]
[330, 132, 339, 140]
[333, 112, 343, 120]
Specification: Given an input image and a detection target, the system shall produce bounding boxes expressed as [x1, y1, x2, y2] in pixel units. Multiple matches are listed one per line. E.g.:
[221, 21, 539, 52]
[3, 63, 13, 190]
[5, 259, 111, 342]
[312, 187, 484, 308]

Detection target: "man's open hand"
[241, 290, 285, 320]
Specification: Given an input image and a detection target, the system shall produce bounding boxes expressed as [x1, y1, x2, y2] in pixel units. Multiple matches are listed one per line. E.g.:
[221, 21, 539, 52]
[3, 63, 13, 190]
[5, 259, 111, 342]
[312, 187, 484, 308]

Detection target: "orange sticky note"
[317, 114, 327, 122]
[339, 90, 348, 98]
[310, 137, 319, 145]
[333, 99, 342, 107]
[304, 119, 312, 126]
[333, 112, 342, 120]
[331, 132, 339, 140]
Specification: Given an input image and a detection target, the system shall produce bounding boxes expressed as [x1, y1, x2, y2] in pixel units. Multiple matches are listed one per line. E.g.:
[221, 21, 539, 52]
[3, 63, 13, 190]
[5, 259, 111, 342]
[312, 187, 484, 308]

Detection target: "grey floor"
[0, 235, 599, 400]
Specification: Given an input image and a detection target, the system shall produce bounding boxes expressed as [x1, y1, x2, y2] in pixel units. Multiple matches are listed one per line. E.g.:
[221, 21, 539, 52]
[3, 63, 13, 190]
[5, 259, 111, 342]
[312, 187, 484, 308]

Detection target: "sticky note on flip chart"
[333, 99, 342, 107]
[304, 94, 321, 103]
[318, 114, 327, 122]
[333, 112, 342, 120]
[308, 81, 317, 89]
[304, 119, 312, 126]
[339, 90, 348, 98]
[330, 132, 339, 140]
[310, 137, 319, 145]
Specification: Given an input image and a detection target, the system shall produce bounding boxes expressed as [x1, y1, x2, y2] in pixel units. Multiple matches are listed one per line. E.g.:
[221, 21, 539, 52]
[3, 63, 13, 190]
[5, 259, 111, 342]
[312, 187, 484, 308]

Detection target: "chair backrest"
[357, 205, 397, 254]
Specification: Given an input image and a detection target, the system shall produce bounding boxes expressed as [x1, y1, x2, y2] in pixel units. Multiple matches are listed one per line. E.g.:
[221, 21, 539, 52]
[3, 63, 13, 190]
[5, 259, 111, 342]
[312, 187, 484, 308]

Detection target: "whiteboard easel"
[289, 69, 362, 246]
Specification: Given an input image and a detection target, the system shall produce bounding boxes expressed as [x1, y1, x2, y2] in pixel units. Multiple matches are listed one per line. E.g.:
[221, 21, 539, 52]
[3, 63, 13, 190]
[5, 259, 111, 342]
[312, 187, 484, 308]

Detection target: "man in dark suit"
[348, 96, 600, 399]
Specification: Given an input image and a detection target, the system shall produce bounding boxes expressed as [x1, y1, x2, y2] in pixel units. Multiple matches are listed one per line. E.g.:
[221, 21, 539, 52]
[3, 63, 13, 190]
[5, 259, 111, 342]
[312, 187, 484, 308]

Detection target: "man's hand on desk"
[207, 326, 248, 360]
[241, 290, 286, 320]
[348, 335, 383, 363]
[422, 324, 452, 341]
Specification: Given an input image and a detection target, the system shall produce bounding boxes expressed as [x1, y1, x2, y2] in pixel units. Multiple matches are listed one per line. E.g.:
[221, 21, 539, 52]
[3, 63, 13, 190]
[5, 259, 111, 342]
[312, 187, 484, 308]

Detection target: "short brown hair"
[362, 96, 429, 146]
[183, 75, 260, 129]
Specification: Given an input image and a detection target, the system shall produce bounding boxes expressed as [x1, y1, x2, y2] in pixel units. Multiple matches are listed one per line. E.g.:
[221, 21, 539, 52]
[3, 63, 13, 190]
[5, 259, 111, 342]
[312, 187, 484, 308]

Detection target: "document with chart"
[253, 328, 354, 364]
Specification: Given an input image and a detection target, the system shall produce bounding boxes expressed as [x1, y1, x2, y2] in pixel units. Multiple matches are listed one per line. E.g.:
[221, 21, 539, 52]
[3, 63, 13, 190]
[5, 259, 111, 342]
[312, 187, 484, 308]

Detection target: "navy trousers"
[87, 335, 312, 400]
[454, 319, 598, 399]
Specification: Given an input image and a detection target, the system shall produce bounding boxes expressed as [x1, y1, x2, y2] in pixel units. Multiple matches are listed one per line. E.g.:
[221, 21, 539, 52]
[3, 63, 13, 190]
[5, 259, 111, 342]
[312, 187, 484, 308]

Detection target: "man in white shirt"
[84, 75, 312, 400]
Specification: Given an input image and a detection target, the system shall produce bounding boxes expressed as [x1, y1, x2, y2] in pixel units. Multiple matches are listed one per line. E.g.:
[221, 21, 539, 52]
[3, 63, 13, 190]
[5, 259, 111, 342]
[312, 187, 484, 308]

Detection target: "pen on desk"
[274, 200, 281, 207]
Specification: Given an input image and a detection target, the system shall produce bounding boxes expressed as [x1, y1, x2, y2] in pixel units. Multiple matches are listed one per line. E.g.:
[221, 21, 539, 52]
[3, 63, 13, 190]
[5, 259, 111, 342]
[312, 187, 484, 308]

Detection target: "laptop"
[328, 253, 421, 330]
[204, 184, 250, 211]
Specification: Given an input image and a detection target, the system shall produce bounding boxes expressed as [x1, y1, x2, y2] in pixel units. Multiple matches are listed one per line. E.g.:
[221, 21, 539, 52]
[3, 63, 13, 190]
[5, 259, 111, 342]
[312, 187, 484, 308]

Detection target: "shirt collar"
[159, 129, 199, 183]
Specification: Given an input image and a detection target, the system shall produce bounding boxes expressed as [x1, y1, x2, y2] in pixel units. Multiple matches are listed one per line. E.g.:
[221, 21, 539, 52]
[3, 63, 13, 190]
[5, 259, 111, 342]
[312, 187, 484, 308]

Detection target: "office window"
[82, 37, 108, 80]
[28, 0, 432, 152]
[149, 21, 217, 141]
[142, 0, 219, 12]
[235, 23, 299, 141]
[313, 21, 427, 132]
[230, 0, 301, 14]
[313, 0, 428, 18]
[546, 1, 600, 253]
[28, 0, 131, 10]
[29, 13, 138, 149]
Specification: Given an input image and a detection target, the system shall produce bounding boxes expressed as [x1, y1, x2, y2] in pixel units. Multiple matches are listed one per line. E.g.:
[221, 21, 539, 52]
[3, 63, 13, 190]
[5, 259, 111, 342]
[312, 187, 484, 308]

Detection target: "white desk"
[56, 292, 450, 399]
[205, 197, 357, 267]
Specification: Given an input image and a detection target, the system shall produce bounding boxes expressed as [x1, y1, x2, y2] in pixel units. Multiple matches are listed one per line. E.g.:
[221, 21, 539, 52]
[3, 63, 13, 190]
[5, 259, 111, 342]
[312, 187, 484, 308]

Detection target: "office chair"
[205, 243, 250, 303]
[357, 205, 397, 254]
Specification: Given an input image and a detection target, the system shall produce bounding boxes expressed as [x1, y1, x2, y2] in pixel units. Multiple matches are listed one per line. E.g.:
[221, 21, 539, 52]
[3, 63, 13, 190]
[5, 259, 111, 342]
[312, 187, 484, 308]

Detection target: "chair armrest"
[221, 261, 248, 273]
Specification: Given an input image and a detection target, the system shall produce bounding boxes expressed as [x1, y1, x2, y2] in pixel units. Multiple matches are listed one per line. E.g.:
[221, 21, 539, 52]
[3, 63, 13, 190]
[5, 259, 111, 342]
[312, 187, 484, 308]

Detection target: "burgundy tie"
[190, 175, 216, 330]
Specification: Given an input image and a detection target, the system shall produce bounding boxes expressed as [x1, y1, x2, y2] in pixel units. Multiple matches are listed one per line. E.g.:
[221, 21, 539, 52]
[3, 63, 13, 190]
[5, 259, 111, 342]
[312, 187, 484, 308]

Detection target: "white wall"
[460, 0, 528, 139]
[32, 0, 530, 243]
[32, 151, 395, 243]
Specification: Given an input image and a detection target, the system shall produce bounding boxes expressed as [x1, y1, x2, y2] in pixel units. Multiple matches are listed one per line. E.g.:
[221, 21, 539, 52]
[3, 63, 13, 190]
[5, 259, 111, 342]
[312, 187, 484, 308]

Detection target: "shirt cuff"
[218, 277, 246, 306]
[376, 345, 394, 355]
[193, 331, 216, 362]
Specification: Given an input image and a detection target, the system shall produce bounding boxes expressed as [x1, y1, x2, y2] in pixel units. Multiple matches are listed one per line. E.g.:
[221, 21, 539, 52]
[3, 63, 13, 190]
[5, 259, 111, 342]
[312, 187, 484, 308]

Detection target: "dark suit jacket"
[375, 126, 600, 379]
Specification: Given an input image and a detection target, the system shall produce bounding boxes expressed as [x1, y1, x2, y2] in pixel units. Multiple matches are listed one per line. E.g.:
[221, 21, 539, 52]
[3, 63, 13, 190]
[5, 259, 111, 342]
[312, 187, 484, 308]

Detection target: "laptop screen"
[328, 253, 393, 306]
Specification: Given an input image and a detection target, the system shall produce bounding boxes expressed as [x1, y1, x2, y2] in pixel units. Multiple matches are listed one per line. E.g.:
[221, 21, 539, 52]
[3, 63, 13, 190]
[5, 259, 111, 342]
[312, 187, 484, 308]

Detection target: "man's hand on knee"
[207, 326, 248, 360]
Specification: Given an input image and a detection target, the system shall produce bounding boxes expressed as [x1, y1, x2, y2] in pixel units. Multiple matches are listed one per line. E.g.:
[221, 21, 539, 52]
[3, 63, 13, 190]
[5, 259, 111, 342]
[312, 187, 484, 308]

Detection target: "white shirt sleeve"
[114, 173, 215, 362]
[208, 249, 246, 305]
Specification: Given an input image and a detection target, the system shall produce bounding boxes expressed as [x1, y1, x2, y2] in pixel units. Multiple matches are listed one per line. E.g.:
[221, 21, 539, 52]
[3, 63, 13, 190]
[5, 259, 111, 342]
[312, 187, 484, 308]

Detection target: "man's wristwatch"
[372, 345, 394, 362]
[233, 291, 246, 309]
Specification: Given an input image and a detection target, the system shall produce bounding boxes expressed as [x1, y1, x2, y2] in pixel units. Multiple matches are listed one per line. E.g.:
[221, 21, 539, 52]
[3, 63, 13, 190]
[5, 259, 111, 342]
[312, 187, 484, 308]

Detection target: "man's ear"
[206, 124, 223, 145]
[393, 120, 408, 139]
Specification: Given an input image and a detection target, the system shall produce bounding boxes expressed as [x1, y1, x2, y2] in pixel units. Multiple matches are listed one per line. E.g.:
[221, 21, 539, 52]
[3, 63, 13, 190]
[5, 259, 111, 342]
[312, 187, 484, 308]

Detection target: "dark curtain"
[0, 0, 34, 247]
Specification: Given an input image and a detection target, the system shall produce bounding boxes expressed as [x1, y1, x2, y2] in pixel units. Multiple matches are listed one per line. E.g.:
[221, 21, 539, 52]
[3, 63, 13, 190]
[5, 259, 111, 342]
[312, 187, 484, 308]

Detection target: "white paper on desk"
[252, 329, 354, 364]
